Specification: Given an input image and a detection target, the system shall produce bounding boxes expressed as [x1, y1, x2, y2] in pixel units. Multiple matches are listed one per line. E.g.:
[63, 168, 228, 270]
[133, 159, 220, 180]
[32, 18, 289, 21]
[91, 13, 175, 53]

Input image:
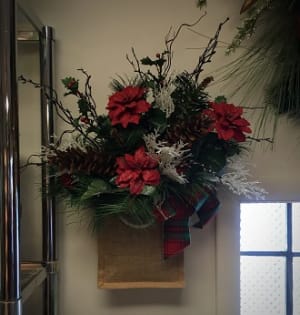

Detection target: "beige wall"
[18, 0, 300, 314]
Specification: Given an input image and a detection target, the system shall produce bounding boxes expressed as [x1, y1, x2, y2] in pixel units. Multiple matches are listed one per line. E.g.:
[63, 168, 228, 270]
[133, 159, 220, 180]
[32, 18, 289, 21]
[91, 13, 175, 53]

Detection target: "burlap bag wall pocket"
[98, 217, 184, 289]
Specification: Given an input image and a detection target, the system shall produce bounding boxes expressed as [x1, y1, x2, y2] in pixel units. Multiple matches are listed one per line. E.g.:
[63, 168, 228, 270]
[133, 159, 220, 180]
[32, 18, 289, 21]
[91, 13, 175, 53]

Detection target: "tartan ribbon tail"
[161, 190, 220, 259]
[194, 192, 220, 228]
[162, 197, 194, 259]
[164, 218, 190, 259]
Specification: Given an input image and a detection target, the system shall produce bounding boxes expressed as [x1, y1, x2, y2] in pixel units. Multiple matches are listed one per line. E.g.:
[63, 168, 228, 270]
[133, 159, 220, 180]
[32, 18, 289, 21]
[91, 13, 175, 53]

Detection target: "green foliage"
[81, 179, 112, 200]
[92, 192, 156, 227]
[119, 127, 145, 152]
[78, 98, 89, 116]
[196, 0, 207, 9]
[171, 73, 209, 120]
[227, 1, 274, 54]
[62, 77, 79, 94]
[191, 133, 241, 174]
[217, 0, 300, 136]
[109, 75, 142, 92]
[214, 95, 227, 104]
[143, 107, 167, 132]
[140, 56, 166, 68]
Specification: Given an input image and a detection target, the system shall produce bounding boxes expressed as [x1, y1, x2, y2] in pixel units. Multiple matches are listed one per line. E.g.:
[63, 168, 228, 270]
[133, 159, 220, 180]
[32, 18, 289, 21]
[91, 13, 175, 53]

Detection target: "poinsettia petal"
[133, 146, 146, 166]
[130, 178, 144, 195]
[208, 101, 252, 141]
[119, 112, 134, 128]
[142, 170, 160, 185]
[130, 86, 145, 100]
[108, 91, 125, 104]
[216, 126, 234, 140]
[115, 146, 160, 195]
[116, 157, 128, 172]
[132, 100, 151, 113]
[108, 105, 124, 116]
[124, 153, 137, 168]
[241, 126, 252, 133]
[233, 130, 246, 142]
[106, 86, 150, 128]
[116, 170, 137, 183]
[116, 170, 140, 189]
[234, 118, 250, 127]
[127, 114, 141, 125]
[211, 102, 225, 114]
[143, 155, 159, 168]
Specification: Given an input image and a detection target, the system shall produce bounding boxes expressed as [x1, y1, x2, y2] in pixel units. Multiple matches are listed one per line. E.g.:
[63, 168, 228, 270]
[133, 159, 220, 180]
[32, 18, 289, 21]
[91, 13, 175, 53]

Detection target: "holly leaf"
[81, 179, 111, 200]
[62, 77, 79, 93]
[141, 57, 155, 66]
[141, 56, 166, 68]
[214, 95, 227, 104]
[196, 0, 207, 9]
[78, 98, 89, 115]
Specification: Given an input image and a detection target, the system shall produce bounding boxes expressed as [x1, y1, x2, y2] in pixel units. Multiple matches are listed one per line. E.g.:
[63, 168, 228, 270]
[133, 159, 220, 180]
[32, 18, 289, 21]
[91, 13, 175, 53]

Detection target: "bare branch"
[163, 13, 207, 77]
[18, 75, 100, 149]
[191, 17, 229, 82]
[247, 136, 273, 143]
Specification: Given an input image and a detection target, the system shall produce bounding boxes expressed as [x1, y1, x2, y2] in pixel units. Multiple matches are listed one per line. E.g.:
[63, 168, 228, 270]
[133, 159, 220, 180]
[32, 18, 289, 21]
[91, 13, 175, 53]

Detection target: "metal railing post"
[40, 26, 58, 315]
[0, 0, 22, 314]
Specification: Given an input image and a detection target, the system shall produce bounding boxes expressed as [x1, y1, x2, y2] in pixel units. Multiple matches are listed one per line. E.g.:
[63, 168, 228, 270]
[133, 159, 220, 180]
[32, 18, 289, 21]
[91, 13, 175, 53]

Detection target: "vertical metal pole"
[0, 0, 22, 314]
[40, 26, 57, 315]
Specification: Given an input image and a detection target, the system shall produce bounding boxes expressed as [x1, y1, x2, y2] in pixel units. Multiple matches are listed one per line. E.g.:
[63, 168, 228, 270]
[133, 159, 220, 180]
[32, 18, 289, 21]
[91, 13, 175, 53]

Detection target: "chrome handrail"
[40, 26, 57, 315]
[0, 0, 22, 314]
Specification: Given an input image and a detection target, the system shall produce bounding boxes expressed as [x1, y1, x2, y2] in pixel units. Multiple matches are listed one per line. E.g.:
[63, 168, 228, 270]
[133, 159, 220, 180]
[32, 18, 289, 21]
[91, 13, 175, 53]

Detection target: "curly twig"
[126, 48, 148, 82]
[77, 68, 98, 120]
[247, 136, 273, 143]
[20, 153, 46, 169]
[163, 13, 207, 78]
[191, 17, 229, 82]
[18, 75, 100, 149]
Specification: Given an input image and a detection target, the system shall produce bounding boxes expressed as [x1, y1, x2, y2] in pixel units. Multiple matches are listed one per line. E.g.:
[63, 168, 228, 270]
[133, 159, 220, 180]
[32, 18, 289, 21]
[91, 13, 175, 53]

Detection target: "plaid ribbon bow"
[155, 190, 220, 259]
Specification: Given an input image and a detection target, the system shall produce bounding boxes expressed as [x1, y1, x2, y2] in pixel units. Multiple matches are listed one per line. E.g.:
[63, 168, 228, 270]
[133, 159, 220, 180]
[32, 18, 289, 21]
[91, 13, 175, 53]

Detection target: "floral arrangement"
[21, 19, 265, 258]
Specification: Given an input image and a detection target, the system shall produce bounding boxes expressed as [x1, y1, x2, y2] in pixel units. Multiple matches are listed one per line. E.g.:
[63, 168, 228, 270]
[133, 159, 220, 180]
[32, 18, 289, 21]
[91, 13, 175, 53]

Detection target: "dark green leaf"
[147, 108, 167, 130]
[214, 95, 227, 104]
[78, 98, 89, 115]
[196, 0, 207, 9]
[62, 77, 79, 93]
[140, 57, 155, 66]
[81, 179, 111, 200]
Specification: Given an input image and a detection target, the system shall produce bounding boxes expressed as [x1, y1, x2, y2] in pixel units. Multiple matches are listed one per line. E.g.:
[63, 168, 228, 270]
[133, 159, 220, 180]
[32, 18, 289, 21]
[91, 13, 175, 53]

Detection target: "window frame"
[240, 202, 300, 315]
[216, 198, 300, 315]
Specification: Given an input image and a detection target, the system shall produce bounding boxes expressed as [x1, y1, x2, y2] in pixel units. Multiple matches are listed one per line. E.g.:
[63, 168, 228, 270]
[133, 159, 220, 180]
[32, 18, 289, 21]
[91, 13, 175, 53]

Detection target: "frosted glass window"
[292, 203, 300, 252]
[294, 258, 300, 315]
[240, 203, 287, 251]
[240, 256, 286, 315]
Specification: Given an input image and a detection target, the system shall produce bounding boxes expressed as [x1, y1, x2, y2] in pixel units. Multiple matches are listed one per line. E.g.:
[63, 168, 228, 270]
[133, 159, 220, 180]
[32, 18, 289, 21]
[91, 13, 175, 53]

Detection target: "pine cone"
[167, 113, 213, 144]
[48, 147, 116, 177]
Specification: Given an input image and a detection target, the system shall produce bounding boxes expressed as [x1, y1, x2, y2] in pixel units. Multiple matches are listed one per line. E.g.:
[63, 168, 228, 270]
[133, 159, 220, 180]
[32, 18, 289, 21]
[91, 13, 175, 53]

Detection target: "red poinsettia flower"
[203, 102, 251, 142]
[115, 146, 160, 195]
[106, 86, 151, 128]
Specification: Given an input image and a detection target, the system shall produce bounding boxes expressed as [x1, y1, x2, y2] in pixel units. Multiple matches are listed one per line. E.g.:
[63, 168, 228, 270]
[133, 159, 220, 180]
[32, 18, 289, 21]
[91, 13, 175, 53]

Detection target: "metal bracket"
[43, 260, 59, 274]
[0, 299, 22, 315]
